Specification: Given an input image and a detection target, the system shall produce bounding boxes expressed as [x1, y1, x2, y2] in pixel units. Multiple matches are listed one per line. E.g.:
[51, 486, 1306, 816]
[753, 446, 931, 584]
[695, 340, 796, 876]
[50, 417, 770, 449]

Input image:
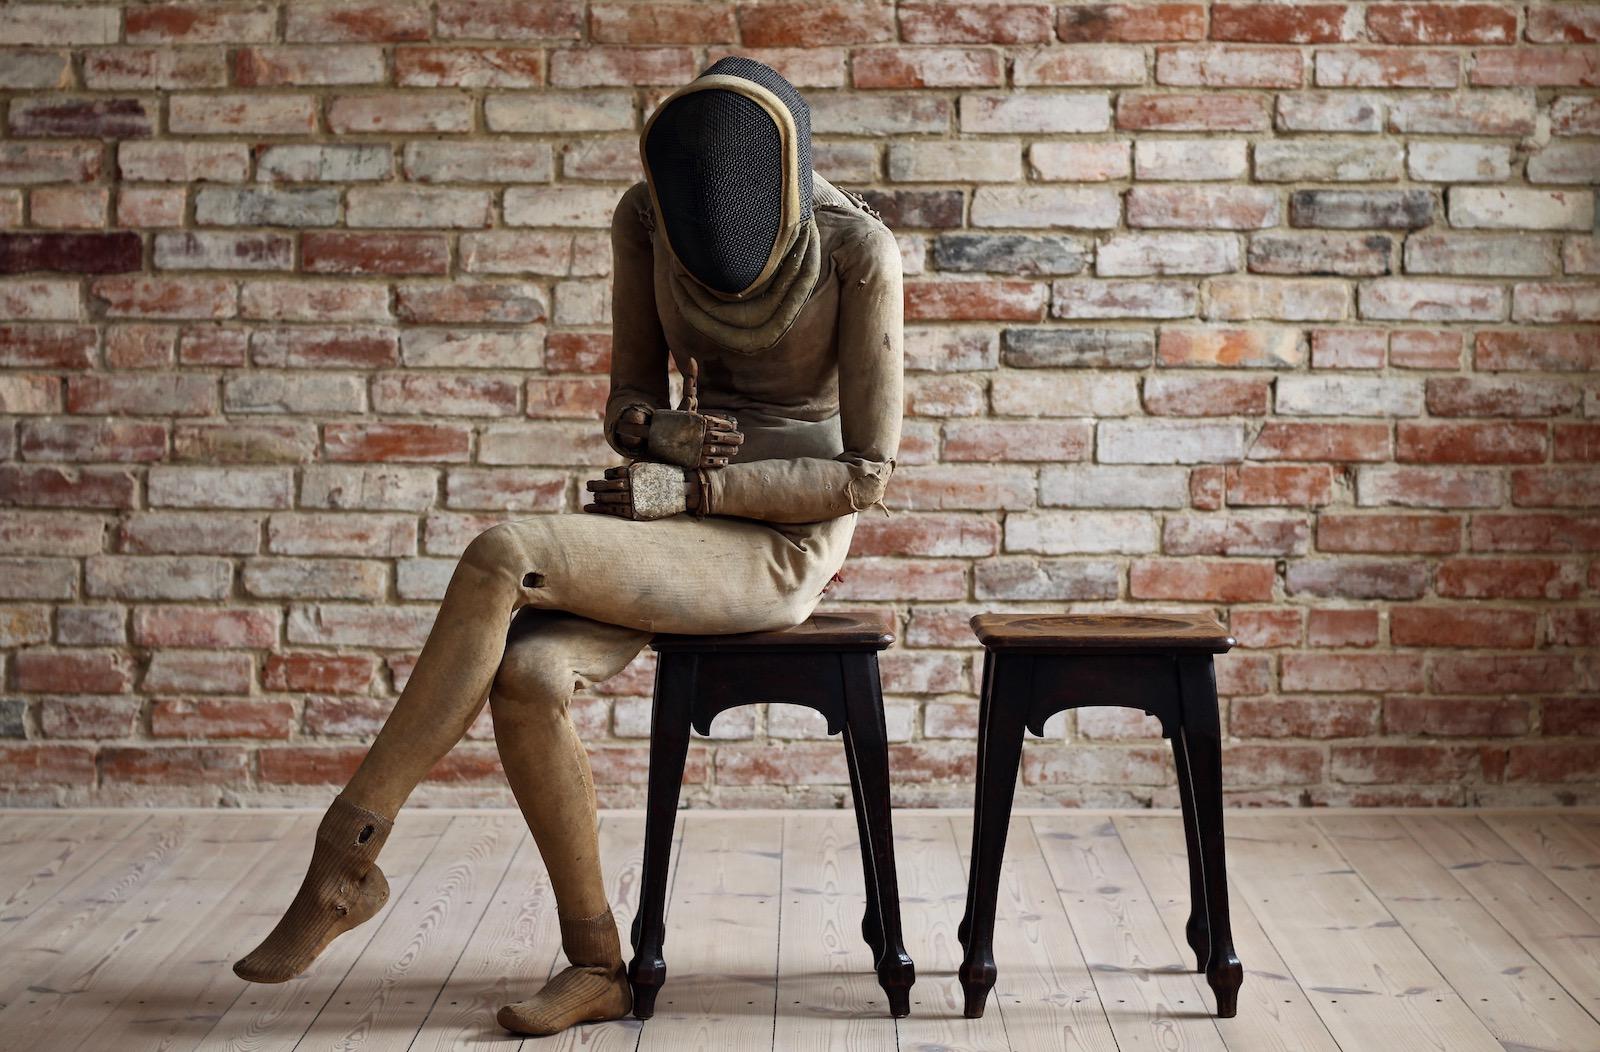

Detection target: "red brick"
[286, 1, 431, 41]
[1232, 696, 1377, 738]
[1311, 329, 1386, 369]
[1397, 421, 1548, 464]
[126, 4, 277, 43]
[1307, 608, 1380, 647]
[1331, 744, 1483, 784]
[1286, 558, 1429, 598]
[1059, 3, 1206, 41]
[132, 606, 279, 648]
[1470, 513, 1600, 553]
[1511, 467, 1600, 507]
[1231, 608, 1304, 648]
[1438, 557, 1584, 600]
[942, 420, 1093, 461]
[12, 649, 133, 694]
[1318, 513, 1461, 553]
[151, 698, 294, 739]
[1129, 558, 1276, 601]
[545, 333, 610, 373]
[1431, 654, 1578, 694]
[738, 3, 896, 46]
[1367, 4, 1517, 44]
[102, 745, 250, 786]
[0, 465, 139, 509]
[0, 233, 142, 275]
[435, 0, 584, 40]
[1316, 48, 1458, 88]
[1554, 424, 1600, 462]
[1506, 743, 1600, 782]
[0, 745, 96, 786]
[1226, 464, 1334, 506]
[1391, 606, 1537, 648]
[10, 97, 156, 138]
[20, 419, 169, 462]
[1390, 331, 1461, 370]
[1116, 93, 1270, 131]
[394, 46, 545, 86]
[1249, 422, 1392, 462]
[1159, 328, 1305, 369]
[301, 233, 450, 276]
[1156, 45, 1303, 88]
[1162, 515, 1309, 556]
[853, 47, 1004, 88]
[90, 277, 236, 321]
[900, 2, 1052, 42]
[1211, 3, 1353, 42]
[0, 324, 96, 368]
[1528, 5, 1600, 43]
[589, 2, 735, 42]
[1549, 609, 1600, 647]
[324, 423, 473, 463]
[1471, 47, 1600, 87]
[1427, 377, 1581, 418]
[826, 558, 966, 600]
[716, 742, 849, 785]
[33, 695, 129, 742]
[1387, 696, 1530, 737]
[851, 513, 999, 558]
[905, 280, 1045, 321]
[1025, 744, 1174, 785]
[1543, 698, 1600, 737]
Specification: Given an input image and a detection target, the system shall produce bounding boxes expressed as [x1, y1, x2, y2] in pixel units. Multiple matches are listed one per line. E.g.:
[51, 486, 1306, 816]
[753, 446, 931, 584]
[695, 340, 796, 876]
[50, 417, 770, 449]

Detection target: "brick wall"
[0, 1, 1596, 808]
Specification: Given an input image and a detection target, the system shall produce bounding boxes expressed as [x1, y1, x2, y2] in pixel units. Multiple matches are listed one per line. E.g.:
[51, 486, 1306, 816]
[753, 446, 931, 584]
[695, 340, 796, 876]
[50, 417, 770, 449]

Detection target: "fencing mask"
[640, 56, 814, 301]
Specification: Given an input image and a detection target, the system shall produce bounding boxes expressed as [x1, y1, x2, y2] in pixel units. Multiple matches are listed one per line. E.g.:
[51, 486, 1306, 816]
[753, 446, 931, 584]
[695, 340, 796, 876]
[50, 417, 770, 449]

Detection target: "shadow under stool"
[626, 611, 917, 1019]
[956, 612, 1245, 1019]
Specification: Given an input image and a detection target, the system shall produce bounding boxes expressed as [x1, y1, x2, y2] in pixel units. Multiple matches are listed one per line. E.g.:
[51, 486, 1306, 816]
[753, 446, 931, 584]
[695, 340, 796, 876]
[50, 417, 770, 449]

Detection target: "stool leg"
[627, 652, 695, 1020]
[841, 653, 915, 1017]
[846, 758, 884, 965]
[958, 654, 1030, 1020]
[1171, 727, 1209, 973]
[1177, 656, 1243, 1018]
[958, 647, 995, 954]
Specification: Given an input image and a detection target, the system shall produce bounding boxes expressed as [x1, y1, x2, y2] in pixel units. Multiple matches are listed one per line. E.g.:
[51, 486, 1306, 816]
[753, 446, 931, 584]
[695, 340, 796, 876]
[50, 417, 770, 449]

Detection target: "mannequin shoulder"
[615, 179, 656, 232]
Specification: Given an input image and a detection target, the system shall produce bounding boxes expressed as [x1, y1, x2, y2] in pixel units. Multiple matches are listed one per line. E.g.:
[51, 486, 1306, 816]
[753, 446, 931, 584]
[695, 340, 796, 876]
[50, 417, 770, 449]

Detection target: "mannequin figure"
[231, 56, 904, 1038]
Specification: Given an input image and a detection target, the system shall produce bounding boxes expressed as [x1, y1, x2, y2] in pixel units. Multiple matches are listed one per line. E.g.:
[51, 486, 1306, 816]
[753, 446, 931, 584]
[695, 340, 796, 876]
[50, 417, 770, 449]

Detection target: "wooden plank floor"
[2, 809, 1599, 1051]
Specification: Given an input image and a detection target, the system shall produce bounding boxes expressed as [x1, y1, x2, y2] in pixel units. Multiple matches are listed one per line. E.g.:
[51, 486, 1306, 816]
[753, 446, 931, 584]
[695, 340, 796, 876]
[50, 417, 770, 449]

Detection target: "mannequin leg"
[234, 512, 848, 985]
[488, 609, 650, 1034]
[234, 524, 530, 982]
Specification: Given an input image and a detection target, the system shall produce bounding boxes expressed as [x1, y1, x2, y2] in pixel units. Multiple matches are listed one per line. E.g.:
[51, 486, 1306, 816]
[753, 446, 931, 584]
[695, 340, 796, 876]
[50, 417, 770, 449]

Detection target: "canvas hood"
[640, 56, 814, 301]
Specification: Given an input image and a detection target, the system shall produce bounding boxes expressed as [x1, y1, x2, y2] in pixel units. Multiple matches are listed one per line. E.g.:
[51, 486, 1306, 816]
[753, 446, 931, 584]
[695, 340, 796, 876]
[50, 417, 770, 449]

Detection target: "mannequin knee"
[459, 520, 549, 591]
[489, 630, 580, 729]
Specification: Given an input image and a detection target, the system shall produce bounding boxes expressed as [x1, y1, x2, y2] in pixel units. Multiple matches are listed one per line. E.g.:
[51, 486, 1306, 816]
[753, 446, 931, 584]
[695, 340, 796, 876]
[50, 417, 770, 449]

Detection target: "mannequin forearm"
[705, 454, 893, 524]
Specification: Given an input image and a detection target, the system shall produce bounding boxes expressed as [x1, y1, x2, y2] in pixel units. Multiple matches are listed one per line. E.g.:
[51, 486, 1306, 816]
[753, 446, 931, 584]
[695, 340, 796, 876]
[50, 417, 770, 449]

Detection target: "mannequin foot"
[496, 964, 632, 1036]
[233, 794, 394, 983]
[498, 907, 632, 1036]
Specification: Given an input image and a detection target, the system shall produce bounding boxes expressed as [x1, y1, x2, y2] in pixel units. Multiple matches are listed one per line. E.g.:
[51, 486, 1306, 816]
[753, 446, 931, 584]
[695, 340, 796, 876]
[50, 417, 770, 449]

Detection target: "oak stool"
[957, 612, 1244, 1019]
[627, 611, 917, 1019]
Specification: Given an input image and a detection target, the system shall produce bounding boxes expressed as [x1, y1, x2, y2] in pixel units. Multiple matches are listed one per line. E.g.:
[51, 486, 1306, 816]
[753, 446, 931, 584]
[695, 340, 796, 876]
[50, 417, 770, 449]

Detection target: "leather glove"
[616, 358, 744, 469]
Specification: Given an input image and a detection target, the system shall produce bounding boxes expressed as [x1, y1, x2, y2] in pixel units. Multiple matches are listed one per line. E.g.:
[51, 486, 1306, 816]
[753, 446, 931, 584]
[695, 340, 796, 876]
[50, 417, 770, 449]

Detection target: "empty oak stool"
[957, 612, 1244, 1019]
[626, 611, 916, 1019]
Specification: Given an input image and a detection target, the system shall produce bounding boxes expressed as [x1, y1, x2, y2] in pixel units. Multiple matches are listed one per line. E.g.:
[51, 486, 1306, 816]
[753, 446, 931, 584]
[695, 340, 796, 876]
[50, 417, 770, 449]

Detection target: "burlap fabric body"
[236, 61, 903, 1037]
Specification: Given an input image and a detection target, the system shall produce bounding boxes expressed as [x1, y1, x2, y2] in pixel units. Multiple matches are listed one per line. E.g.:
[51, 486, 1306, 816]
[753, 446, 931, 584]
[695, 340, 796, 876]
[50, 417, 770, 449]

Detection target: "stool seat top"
[651, 610, 895, 652]
[971, 612, 1234, 652]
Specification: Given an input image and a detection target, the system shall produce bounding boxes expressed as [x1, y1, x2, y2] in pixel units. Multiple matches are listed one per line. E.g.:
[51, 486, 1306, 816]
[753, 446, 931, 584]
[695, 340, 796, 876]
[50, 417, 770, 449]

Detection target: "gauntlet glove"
[584, 461, 711, 520]
[614, 358, 743, 469]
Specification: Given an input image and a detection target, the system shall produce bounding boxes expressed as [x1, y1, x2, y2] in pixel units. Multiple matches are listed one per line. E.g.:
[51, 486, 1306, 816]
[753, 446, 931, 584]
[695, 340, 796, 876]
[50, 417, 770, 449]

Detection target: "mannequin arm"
[602, 183, 671, 458]
[705, 223, 904, 524]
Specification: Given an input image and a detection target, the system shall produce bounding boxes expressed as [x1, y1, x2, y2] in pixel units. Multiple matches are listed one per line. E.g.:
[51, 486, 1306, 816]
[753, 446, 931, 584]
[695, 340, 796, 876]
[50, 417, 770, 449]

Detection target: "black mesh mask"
[641, 57, 813, 299]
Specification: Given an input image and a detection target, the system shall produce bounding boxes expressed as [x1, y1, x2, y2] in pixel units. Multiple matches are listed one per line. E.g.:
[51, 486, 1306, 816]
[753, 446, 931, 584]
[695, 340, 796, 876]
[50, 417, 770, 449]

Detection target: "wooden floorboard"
[3, 808, 1600, 1051]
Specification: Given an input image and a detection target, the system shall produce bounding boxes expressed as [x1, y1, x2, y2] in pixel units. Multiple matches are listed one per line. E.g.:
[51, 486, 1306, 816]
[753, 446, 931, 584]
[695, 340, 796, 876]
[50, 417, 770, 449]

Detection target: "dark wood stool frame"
[626, 613, 917, 1019]
[956, 613, 1245, 1019]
